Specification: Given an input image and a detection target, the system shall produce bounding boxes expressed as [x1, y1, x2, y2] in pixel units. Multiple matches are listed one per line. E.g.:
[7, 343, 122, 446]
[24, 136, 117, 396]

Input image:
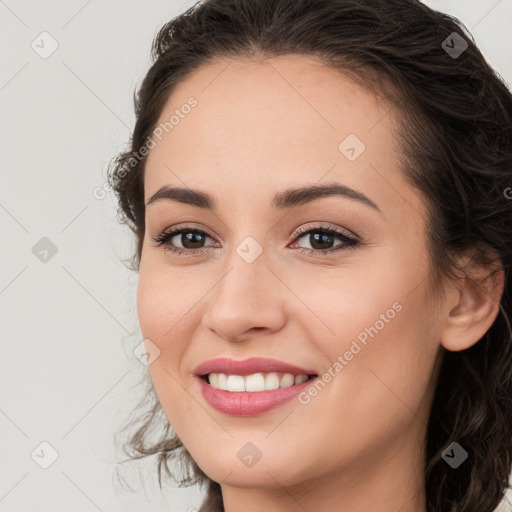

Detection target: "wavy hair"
[108, 0, 512, 510]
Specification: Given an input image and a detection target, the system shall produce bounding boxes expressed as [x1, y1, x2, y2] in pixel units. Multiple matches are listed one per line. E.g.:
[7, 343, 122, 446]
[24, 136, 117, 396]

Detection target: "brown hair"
[108, 0, 512, 510]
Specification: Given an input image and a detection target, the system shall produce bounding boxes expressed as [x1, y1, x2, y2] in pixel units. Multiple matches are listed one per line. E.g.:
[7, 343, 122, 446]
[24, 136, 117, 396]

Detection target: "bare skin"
[137, 54, 504, 512]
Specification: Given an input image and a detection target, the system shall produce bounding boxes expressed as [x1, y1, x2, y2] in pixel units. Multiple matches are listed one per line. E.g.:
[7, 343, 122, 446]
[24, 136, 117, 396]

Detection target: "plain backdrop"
[1, 1, 512, 511]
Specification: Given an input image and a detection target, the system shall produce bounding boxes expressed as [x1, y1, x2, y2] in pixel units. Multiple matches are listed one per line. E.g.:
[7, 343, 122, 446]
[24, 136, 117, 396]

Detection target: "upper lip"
[193, 357, 317, 377]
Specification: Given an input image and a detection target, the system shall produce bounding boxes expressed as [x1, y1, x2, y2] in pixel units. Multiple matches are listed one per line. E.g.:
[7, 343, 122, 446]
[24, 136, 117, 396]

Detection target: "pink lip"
[193, 357, 316, 377]
[196, 375, 317, 416]
[193, 357, 318, 416]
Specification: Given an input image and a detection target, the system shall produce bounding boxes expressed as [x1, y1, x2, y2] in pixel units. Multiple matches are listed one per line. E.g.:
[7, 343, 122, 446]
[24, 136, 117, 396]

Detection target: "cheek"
[136, 261, 197, 352]
[323, 282, 440, 432]
[136, 271, 168, 350]
[286, 286, 439, 473]
[294, 258, 439, 418]
[136, 265, 190, 386]
[284, 261, 406, 359]
[136, 270, 197, 430]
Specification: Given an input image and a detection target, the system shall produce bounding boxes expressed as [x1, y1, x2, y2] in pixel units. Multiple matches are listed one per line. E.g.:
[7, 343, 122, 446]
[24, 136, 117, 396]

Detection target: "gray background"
[1, 1, 511, 511]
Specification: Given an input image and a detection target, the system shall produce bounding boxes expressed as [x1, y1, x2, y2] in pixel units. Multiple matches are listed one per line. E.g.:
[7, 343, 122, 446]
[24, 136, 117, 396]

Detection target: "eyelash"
[151, 223, 361, 258]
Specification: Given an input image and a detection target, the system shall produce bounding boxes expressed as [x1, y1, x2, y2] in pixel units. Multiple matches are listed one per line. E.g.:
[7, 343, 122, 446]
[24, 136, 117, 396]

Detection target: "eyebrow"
[145, 183, 382, 214]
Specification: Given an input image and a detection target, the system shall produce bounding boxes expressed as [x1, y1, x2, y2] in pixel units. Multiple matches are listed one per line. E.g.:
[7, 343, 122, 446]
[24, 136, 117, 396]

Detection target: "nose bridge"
[201, 236, 286, 340]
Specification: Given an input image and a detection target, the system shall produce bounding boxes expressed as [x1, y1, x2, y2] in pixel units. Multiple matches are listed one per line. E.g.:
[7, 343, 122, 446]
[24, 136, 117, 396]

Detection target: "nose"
[201, 248, 287, 343]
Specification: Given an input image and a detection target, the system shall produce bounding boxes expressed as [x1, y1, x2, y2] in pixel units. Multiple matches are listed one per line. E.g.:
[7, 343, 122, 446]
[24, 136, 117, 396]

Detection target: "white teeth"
[226, 374, 245, 392]
[245, 373, 266, 392]
[265, 372, 280, 390]
[217, 373, 227, 390]
[209, 373, 219, 388]
[280, 373, 295, 388]
[207, 372, 311, 391]
[294, 374, 309, 385]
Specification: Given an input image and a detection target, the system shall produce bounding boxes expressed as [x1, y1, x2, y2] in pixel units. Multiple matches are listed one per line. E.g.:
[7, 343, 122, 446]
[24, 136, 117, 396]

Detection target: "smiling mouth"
[200, 371, 318, 392]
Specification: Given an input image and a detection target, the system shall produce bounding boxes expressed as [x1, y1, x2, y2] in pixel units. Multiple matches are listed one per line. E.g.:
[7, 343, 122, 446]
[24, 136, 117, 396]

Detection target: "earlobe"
[440, 263, 504, 352]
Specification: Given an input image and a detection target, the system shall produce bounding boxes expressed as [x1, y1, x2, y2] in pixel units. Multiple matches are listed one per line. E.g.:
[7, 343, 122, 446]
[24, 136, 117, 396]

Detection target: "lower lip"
[196, 375, 318, 416]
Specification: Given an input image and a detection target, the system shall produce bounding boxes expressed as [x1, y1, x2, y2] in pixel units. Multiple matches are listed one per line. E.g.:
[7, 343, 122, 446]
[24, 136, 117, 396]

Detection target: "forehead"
[147, 54, 389, 159]
[143, 54, 423, 222]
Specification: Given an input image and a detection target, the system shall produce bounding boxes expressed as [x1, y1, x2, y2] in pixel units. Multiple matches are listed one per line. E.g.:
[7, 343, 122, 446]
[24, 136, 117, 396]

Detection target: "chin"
[190, 447, 308, 490]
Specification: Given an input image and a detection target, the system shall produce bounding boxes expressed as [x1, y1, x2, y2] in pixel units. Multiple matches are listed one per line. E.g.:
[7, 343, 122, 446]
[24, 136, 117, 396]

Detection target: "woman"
[108, 0, 512, 510]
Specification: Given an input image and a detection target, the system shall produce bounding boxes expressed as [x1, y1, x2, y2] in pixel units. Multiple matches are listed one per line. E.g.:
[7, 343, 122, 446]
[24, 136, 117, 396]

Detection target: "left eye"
[291, 226, 360, 253]
[151, 225, 360, 255]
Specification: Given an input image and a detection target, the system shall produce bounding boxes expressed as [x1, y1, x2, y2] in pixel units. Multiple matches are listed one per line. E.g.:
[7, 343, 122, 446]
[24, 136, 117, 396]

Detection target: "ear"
[440, 252, 505, 352]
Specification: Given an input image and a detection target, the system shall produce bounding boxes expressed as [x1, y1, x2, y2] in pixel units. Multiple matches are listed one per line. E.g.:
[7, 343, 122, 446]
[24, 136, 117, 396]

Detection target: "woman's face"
[137, 55, 446, 503]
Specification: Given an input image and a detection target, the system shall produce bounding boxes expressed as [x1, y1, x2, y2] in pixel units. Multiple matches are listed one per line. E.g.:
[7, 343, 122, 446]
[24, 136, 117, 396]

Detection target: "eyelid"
[156, 222, 218, 240]
[151, 221, 361, 256]
[292, 222, 358, 241]
[155, 221, 358, 242]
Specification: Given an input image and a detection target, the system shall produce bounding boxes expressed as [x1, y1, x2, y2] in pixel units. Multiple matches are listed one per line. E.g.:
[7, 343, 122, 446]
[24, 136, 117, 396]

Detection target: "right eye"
[151, 224, 219, 255]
